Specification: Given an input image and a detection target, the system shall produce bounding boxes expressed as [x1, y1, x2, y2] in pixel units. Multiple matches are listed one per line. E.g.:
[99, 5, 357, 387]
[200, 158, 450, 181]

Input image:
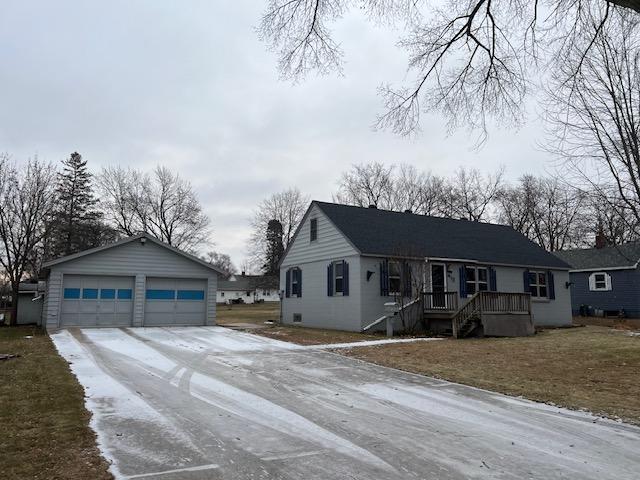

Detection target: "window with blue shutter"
[329, 260, 350, 297]
[402, 262, 412, 297]
[489, 267, 497, 291]
[285, 269, 291, 298]
[547, 271, 555, 300]
[380, 259, 389, 296]
[343, 261, 349, 296]
[288, 267, 302, 298]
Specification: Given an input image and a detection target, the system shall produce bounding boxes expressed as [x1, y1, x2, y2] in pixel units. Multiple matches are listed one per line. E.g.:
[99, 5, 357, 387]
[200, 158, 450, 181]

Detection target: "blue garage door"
[144, 277, 206, 326]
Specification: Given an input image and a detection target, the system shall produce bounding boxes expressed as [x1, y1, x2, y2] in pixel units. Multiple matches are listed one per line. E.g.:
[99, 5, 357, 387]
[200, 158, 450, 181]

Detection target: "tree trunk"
[8, 283, 19, 326]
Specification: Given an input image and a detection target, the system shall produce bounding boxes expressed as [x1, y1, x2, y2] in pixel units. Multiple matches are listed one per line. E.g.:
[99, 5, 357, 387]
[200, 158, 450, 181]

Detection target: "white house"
[216, 274, 280, 304]
[279, 201, 573, 337]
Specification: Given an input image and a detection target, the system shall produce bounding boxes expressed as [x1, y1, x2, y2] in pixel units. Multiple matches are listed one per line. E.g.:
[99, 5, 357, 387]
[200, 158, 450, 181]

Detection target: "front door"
[430, 264, 447, 309]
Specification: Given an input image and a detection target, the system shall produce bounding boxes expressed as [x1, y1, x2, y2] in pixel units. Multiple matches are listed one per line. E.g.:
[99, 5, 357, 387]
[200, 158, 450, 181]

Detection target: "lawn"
[216, 302, 384, 345]
[0, 326, 112, 480]
[342, 326, 640, 425]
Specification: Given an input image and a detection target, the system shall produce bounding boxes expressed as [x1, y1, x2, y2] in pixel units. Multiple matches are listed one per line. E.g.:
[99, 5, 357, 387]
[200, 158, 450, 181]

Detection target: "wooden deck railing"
[478, 291, 531, 314]
[422, 291, 459, 312]
[451, 291, 532, 338]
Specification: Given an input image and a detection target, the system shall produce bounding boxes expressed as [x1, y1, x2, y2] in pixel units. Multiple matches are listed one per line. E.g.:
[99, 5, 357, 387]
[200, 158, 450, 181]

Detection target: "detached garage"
[42, 234, 223, 330]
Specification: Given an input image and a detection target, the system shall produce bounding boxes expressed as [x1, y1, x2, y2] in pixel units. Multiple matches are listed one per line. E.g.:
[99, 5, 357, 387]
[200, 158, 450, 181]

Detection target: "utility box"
[384, 302, 399, 315]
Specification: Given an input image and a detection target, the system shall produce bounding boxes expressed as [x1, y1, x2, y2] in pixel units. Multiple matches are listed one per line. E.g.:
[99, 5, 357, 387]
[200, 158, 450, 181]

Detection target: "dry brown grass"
[0, 326, 112, 480]
[342, 326, 640, 425]
[216, 303, 384, 345]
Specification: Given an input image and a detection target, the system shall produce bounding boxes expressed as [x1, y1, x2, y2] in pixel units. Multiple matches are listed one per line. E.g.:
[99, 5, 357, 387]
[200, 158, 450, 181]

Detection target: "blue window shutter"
[459, 266, 467, 298]
[523, 269, 530, 293]
[327, 263, 334, 296]
[403, 262, 412, 297]
[343, 261, 349, 296]
[547, 271, 555, 299]
[380, 260, 389, 296]
[489, 267, 497, 291]
[297, 268, 302, 298]
[285, 269, 291, 298]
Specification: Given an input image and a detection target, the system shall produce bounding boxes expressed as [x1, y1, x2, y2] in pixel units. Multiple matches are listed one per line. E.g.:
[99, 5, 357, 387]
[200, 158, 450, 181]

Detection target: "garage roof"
[42, 233, 225, 275]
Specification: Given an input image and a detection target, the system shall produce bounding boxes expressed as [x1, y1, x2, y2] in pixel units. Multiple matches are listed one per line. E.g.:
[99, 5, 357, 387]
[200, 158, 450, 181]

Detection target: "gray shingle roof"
[554, 242, 640, 270]
[218, 276, 278, 291]
[314, 201, 569, 269]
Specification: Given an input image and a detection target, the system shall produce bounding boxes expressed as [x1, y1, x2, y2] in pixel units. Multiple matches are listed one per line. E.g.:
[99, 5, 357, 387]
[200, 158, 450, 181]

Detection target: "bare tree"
[334, 162, 395, 208]
[259, 0, 640, 139]
[496, 175, 587, 251]
[335, 162, 449, 215]
[447, 167, 504, 221]
[97, 165, 211, 252]
[0, 155, 57, 325]
[547, 11, 640, 239]
[203, 251, 236, 278]
[248, 188, 309, 268]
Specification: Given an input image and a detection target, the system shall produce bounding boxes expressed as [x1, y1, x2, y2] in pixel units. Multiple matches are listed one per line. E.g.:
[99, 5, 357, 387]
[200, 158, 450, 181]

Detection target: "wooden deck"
[422, 291, 533, 338]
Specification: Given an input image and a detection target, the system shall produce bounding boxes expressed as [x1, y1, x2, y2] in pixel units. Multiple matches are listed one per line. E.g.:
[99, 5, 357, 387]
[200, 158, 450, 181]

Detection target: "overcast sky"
[0, 1, 554, 268]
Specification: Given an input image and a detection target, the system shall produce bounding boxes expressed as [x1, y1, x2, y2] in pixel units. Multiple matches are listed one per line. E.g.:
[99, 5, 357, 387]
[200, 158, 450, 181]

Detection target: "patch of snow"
[308, 337, 442, 350]
[50, 330, 200, 479]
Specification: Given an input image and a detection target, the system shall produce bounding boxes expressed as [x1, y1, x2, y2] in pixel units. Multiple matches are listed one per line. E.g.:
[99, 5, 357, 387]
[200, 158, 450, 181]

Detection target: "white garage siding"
[43, 235, 221, 330]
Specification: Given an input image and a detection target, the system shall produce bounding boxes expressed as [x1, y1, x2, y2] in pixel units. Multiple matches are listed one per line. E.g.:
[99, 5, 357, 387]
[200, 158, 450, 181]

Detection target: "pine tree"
[263, 219, 284, 275]
[49, 152, 112, 258]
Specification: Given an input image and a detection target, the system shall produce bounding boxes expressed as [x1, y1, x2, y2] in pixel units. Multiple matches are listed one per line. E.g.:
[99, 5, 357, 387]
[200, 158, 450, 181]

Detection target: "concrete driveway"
[52, 327, 640, 480]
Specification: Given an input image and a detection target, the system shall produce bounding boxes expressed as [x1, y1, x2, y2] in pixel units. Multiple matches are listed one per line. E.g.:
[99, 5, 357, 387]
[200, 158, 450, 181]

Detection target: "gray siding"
[281, 204, 358, 268]
[569, 268, 640, 317]
[17, 294, 43, 325]
[491, 266, 571, 327]
[280, 255, 362, 331]
[444, 262, 571, 327]
[45, 239, 218, 330]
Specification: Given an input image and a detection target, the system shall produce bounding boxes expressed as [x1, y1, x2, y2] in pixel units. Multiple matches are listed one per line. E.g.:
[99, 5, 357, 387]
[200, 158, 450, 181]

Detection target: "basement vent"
[293, 313, 302, 323]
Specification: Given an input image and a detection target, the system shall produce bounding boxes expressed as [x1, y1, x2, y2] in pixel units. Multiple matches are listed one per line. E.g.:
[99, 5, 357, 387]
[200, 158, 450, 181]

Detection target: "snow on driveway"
[52, 326, 640, 480]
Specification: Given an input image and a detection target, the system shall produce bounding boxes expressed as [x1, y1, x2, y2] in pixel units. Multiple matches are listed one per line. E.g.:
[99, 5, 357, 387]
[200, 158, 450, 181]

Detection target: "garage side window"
[117, 289, 132, 300]
[100, 289, 116, 299]
[82, 288, 98, 299]
[146, 289, 176, 300]
[64, 288, 80, 299]
[177, 290, 205, 300]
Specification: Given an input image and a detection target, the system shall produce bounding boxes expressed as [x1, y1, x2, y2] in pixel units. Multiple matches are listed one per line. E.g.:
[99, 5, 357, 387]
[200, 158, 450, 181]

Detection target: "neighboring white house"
[41, 234, 224, 330]
[279, 201, 573, 337]
[216, 274, 280, 304]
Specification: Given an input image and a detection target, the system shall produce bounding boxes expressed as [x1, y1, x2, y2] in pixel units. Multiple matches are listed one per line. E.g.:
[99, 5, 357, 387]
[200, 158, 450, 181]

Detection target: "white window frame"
[529, 270, 548, 298]
[333, 260, 344, 296]
[589, 272, 612, 291]
[388, 261, 402, 296]
[310, 218, 318, 242]
[290, 268, 300, 296]
[465, 266, 488, 296]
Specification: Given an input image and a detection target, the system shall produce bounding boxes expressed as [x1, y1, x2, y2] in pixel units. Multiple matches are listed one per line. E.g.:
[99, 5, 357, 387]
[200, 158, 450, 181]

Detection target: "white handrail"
[362, 315, 388, 332]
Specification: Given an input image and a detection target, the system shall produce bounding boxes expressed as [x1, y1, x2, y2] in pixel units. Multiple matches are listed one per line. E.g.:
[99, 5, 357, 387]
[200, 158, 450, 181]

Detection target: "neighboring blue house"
[554, 242, 640, 318]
